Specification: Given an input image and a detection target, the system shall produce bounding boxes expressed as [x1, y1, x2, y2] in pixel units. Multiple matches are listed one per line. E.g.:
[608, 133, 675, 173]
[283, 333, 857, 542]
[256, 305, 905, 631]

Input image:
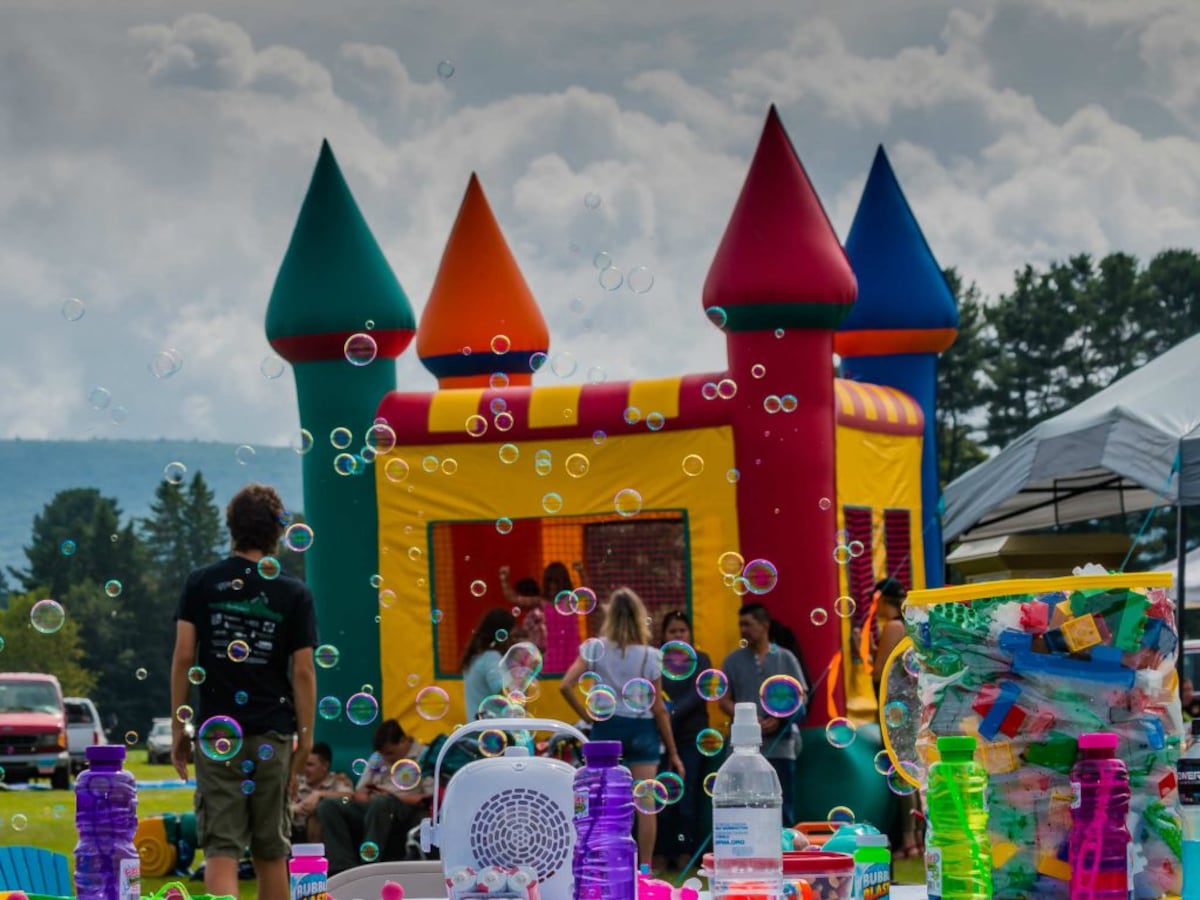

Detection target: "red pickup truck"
[0, 672, 71, 789]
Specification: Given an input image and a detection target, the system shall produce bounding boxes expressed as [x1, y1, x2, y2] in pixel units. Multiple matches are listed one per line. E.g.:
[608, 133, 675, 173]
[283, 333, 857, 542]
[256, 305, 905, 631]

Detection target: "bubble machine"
[420, 718, 588, 900]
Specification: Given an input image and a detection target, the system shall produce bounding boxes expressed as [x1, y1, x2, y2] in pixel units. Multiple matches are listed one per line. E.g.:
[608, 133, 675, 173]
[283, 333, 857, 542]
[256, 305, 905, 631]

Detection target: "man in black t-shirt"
[171, 483, 317, 900]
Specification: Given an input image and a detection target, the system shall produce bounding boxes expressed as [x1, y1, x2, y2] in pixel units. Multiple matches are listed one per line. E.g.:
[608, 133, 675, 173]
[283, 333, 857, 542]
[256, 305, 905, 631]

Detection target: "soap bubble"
[490, 334, 511, 355]
[318, 697, 341, 720]
[284, 523, 314, 552]
[163, 461, 187, 485]
[344, 333, 377, 366]
[124, 731, 138, 746]
[30, 599, 65, 634]
[646, 412, 666, 431]
[827, 806, 855, 826]
[818, 497, 832, 511]
[551, 351, 578, 377]
[495, 517, 514, 535]
[585, 686, 617, 721]
[12, 813, 29, 831]
[627, 266, 655, 294]
[566, 453, 590, 477]
[572, 587, 598, 614]
[470, 579, 488, 598]
[763, 394, 782, 414]
[751, 363, 766, 379]
[810, 607, 829, 626]
[240, 780, 256, 795]
[887, 763, 919, 796]
[226, 640, 250, 663]
[103, 579, 123, 598]
[883, 700, 909, 729]
[366, 423, 397, 454]
[695, 669, 728, 701]
[234, 691, 249, 705]
[726, 468, 740, 483]
[197, 716, 244, 762]
[314, 644, 340, 669]
[834, 595, 857, 618]
[257, 743, 275, 761]
[359, 842, 380, 863]
[235, 444, 256, 465]
[825, 717, 858, 749]
[759, 674, 805, 717]
[742, 559, 779, 595]
[696, 729, 725, 757]
[257, 556, 281, 580]
[780, 394, 798, 413]
[706, 307, 728, 329]
[260, 355, 285, 379]
[633, 778, 669, 814]
[584, 192, 602, 211]
[62, 297, 85, 321]
[175, 704, 193, 723]
[465, 414, 488, 437]
[292, 429, 314, 455]
[553, 589, 575, 616]
[149, 348, 183, 379]
[661, 641, 699, 680]
[621, 677, 656, 714]
[902, 648, 921, 677]
[186, 666, 206, 685]
[682, 454, 705, 477]
[542, 492, 564, 514]
[717, 378, 738, 399]
[89, 387, 112, 410]
[416, 686, 450, 720]
[330, 427, 353, 449]
[703, 772, 719, 796]
[479, 730, 508, 757]
[436, 59, 455, 79]
[599, 266, 623, 291]
[717, 551, 745, 576]
[580, 637, 606, 663]
[346, 692, 379, 726]
[614, 488, 643, 517]
[873, 750, 894, 776]
[578, 672, 601, 696]
[390, 758, 423, 790]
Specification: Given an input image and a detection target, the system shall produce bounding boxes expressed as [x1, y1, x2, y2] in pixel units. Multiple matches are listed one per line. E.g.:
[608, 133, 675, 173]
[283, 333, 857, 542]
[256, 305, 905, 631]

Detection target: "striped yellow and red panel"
[833, 379, 924, 436]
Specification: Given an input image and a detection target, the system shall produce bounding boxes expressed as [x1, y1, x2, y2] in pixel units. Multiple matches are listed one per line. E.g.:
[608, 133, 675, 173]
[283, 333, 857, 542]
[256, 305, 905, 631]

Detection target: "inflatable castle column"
[703, 108, 857, 723]
[265, 141, 416, 765]
[837, 147, 958, 587]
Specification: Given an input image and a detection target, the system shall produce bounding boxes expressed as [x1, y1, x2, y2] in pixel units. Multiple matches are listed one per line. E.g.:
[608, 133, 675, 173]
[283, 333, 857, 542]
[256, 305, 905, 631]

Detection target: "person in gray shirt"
[718, 602, 808, 826]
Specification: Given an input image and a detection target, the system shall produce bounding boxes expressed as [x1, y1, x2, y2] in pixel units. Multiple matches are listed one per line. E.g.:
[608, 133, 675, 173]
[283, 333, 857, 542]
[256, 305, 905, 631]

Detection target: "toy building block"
[999, 632, 1135, 688]
[973, 681, 1027, 741]
[979, 740, 1019, 774]
[1062, 614, 1103, 652]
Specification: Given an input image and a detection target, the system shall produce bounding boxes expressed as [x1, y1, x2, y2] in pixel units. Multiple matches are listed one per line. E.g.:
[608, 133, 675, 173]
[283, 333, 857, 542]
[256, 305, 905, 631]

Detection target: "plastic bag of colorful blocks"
[902, 572, 1183, 899]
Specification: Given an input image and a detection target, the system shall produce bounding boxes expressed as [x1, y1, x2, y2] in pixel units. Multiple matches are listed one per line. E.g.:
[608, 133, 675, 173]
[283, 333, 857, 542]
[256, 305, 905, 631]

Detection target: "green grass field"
[2, 755, 258, 900]
[3, 754, 925, 897]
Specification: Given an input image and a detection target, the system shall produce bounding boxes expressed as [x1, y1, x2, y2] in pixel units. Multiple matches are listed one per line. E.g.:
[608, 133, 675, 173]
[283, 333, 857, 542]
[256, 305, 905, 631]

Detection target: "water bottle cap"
[856, 834, 889, 848]
[731, 702, 762, 747]
[582, 740, 622, 763]
[292, 843, 325, 857]
[935, 735, 976, 758]
[1077, 732, 1119, 751]
[85, 744, 126, 764]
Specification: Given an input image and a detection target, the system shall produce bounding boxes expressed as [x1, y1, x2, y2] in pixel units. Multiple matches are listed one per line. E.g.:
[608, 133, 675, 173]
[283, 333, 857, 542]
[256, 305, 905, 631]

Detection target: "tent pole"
[1178, 503, 1188, 691]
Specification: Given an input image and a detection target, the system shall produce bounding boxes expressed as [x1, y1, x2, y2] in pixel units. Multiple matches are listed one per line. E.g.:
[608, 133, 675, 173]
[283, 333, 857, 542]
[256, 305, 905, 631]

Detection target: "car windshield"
[0, 681, 60, 714]
[150, 722, 172, 737]
[66, 702, 91, 724]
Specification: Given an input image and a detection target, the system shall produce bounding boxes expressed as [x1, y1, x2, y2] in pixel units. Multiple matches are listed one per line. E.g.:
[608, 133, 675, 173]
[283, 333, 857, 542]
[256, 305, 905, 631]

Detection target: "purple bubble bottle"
[75, 744, 140, 900]
[1069, 732, 1131, 900]
[572, 740, 637, 900]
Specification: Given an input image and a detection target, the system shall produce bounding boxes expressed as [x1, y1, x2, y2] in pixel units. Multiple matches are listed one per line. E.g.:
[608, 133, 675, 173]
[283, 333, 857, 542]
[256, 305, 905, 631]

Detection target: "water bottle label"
[119, 857, 140, 900]
[290, 871, 327, 900]
[1180, 759, 1200, 806]
[712, 807, 782, 859]
[925, 846, 943, 900]
[859, 862, 891, 899]
[1070, 780, 1082, 810]
[573, 788, 589, 819]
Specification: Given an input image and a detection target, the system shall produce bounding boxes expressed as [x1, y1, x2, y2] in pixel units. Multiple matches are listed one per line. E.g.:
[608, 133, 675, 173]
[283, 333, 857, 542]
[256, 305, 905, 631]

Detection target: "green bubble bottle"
[925, 735, 992, 900]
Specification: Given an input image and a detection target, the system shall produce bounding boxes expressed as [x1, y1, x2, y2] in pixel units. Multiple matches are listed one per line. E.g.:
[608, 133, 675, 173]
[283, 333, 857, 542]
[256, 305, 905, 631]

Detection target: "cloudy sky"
[3, 0, 1199, 446]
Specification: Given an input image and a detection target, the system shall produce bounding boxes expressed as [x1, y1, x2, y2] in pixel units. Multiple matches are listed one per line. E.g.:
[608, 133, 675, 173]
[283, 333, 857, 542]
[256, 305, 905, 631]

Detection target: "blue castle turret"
[836, 146, 959, 587]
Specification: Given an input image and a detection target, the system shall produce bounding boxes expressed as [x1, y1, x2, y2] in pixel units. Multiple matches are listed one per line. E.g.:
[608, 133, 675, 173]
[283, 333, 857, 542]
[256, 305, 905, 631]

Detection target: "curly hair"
[226, 483, 286, 554]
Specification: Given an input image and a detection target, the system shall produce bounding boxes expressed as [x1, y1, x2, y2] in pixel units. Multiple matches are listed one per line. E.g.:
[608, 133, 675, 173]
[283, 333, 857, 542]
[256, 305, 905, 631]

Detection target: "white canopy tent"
[943, 333, 1200, 658]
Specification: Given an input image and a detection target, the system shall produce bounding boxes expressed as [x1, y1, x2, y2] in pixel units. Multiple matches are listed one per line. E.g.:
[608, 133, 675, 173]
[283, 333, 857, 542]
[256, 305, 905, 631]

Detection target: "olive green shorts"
[195, 731, 293, 860]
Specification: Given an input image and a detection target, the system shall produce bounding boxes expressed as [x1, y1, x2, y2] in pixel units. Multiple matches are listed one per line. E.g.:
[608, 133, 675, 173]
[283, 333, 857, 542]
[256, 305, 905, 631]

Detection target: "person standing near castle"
[170, 483, 318, 900]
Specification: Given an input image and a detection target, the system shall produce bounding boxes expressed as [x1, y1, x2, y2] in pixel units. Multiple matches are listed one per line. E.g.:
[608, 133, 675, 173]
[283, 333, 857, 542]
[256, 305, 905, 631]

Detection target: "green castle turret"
[266, 141, 415, 766]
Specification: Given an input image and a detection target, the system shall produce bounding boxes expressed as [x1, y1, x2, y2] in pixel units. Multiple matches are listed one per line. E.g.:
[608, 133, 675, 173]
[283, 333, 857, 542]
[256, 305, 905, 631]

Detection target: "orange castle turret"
[417, 174, 550, 389]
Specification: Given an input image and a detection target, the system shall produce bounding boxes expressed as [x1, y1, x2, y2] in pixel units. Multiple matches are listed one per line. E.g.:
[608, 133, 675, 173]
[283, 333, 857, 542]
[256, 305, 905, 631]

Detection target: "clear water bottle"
[75, 744, 140, 900]
[925, 734, 991, 900]
[1069, 732, 1131, 900]
[711, 702, 783, 899]
[572, 740, 637, 900]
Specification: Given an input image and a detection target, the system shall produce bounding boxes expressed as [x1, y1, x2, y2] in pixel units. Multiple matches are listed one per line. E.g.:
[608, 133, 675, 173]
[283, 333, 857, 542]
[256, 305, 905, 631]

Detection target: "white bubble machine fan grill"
[420, 718, 586, 900]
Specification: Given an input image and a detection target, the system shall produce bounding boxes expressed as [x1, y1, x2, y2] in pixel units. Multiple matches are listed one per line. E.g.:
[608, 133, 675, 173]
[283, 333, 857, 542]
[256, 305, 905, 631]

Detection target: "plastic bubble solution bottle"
[573, 740, 637, 900]
[75, 744, 140, 900]
[1069, 732, 1132, 900]
[711, 702, 783, 900]
[925, 734, 991, 900]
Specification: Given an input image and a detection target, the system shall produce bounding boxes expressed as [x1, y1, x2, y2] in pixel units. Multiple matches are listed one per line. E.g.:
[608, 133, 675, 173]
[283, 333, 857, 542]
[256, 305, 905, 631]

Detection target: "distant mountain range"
[0, 440, 304, 581]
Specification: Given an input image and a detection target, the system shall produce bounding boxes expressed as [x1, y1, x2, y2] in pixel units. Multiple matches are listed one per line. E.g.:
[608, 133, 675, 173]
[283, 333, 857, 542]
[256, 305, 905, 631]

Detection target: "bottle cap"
[731, 702, 762, 747]
[85, 744, 126, 764]
[292, 843, 325, 857]
[936, 735, 976, 759]
[582, 740, 622, 764]
[1078, 732, 1119, 751]
[856, 834, 889, 848]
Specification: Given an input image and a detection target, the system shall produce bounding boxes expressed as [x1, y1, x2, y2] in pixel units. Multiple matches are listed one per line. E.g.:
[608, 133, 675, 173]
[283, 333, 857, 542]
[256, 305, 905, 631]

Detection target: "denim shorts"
[590, 716, 660, 764]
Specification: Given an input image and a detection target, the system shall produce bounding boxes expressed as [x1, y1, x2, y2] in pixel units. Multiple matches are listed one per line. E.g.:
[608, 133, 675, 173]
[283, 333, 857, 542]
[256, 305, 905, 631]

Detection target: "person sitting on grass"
[315, 719, 432, 874]
[290, 742, 353, 843]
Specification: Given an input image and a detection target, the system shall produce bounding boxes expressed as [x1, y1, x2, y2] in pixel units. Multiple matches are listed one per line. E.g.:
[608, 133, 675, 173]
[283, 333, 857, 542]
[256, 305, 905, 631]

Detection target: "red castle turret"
[703, 107, 857, 722]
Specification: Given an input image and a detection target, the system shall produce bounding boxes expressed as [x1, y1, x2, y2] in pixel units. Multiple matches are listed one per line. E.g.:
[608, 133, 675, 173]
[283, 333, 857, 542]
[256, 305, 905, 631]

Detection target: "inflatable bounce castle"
[264, 107, 958, 787]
